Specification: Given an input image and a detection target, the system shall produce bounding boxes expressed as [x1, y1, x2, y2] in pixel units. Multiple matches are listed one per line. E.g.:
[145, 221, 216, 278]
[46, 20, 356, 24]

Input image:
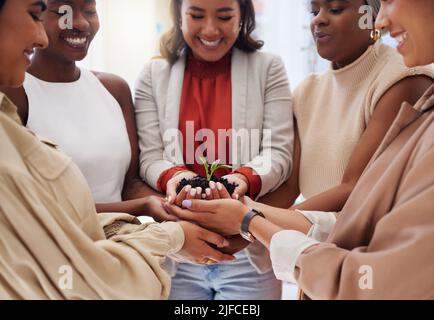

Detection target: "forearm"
[249, 201, 312, 235]
[122, 178, 162, 200]
[96, 197, 152, 217]
[292, 183, 353, 212]
[249, 216, 284, 249]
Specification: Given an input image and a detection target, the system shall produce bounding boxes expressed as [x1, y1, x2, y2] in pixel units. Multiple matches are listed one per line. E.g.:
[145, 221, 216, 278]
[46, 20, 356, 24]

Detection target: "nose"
[375, 5, 389, 32]
[73, 11, 91, 31]
[35, 23, 49, 49]
[311, 8, 329, 28]
[201, 18, 220, 38]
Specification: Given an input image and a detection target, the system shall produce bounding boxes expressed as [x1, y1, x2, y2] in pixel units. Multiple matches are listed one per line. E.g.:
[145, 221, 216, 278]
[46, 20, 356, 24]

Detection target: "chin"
[402, 57, 417, 68]
[8, 74, 25, 88]
[316, 50, 334, 63]
[402, 52, 425, 68]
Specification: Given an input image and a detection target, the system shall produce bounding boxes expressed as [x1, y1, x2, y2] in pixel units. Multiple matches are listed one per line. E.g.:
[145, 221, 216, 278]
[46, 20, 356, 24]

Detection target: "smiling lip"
[198, 37, 223, 49]
[60, 33, 90, 50]
[314, 31, 332, 44]
[390, 31, 408, 53]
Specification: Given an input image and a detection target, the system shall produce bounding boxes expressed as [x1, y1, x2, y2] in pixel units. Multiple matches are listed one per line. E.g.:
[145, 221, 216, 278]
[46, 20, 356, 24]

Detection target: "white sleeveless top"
[24, 69, 131, 203]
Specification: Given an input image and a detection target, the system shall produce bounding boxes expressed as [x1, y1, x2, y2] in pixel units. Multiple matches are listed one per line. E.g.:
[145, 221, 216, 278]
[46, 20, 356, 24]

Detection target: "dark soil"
[176, 176, 238, 196]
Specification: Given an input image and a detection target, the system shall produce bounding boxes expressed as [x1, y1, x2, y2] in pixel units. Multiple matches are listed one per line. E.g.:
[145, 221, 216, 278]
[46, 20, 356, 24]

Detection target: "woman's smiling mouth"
[198, 37, 223, 49]
[60, 34, 89, 49]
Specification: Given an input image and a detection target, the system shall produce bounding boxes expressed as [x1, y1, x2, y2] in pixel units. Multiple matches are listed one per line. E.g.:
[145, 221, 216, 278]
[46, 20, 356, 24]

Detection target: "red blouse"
[157, 52, 261, 198]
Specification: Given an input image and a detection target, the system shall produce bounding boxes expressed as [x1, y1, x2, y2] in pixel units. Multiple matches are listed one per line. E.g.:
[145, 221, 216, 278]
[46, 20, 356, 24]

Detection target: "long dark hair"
[160, 0, 264, 64]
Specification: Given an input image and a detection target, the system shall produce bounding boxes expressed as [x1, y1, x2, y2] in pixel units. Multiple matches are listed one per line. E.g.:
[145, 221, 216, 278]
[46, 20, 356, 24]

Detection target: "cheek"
[222, 22, 239, 41]
[90, 17, 100, 35]
[182, 20, 201, 41]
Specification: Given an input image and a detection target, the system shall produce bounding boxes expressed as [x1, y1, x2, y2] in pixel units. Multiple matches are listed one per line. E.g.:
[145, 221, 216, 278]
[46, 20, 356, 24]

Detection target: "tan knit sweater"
[293, 42, 434, 199]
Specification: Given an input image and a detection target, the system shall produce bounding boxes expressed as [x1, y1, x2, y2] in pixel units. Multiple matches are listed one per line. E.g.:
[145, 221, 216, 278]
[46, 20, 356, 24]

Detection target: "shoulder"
[375, 43, 434, 81]
[91, 71, 132, 108]
[293, 73, 323, 100]
[369, 44, 434, 110]
[135, 57, 179, 91]
[139, 57, 174, 78]
[0, 85, 28, 124]
[240, 50, 285, 70]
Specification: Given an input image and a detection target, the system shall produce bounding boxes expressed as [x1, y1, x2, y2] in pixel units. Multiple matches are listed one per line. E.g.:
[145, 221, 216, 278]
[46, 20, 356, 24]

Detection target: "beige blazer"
[134, 48, 294, 199]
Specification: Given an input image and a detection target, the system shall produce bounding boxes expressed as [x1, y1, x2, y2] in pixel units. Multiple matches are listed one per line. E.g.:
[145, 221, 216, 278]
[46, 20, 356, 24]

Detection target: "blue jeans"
[168, 251, 282, 300]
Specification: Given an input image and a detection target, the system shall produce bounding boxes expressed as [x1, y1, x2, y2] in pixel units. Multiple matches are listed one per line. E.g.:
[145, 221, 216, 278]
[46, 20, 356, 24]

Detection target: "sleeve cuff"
[158, 222, 185, 255]
[234, 167, 262, 199]
[156, 166, 187, 194]
[270, 230, 319, 284]
[295, 210, 337, 242]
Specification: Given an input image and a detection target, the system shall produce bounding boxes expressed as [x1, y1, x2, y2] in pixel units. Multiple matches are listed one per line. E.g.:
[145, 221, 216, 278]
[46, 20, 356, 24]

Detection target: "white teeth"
[64, 37, 87, 46]
[199, 38, 221, 47]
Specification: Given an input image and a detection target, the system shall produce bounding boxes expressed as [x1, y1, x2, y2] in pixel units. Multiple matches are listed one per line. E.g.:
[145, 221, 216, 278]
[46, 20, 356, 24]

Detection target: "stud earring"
[370, 29, 381, 42]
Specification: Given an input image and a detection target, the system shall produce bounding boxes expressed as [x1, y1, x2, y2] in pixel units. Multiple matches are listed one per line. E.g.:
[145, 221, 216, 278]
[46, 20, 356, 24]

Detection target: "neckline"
[26, 68, 83, 85]
[328, 41, 382, 86]
[186, 50, 232, 78]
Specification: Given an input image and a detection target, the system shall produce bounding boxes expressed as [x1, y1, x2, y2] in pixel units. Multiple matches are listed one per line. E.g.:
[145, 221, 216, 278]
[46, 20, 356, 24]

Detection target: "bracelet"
[240, 209, 265, 242]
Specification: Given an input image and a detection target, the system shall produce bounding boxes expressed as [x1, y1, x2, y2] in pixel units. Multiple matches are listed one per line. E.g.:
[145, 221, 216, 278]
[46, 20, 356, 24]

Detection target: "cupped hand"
[165, 199, 248, 236]
[178, 221, 236, 265]
[222, 173, 249, 200]
[166, 171, 197, 204]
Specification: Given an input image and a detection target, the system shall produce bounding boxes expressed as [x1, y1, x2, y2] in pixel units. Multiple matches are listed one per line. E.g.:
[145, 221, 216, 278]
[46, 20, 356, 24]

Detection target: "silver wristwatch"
[240, 209, 265, 242]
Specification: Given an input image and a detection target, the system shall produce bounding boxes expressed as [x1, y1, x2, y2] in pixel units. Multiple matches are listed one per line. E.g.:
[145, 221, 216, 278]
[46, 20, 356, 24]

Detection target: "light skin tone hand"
[166, 183, 251, 255]
[177, 221, 236, 265]
[166, 198, 313, 249]
[222, 173, 249, 200]
[166, 199, 247, 236]
[166, 170, 197, 204]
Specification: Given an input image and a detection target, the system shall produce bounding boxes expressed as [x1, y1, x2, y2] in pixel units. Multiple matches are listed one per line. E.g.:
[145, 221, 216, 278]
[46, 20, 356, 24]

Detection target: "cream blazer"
[135, 48, 294, 199]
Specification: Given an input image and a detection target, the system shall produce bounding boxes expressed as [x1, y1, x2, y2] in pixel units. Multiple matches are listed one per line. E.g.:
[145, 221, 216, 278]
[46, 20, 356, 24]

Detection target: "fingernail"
[235, 194, 239, 200]
[206, 188, 211, 196]
[185, 185, 192, 192]
[223, 239, 229, 247]
[217, 183, 223, 191]
[190, 189, 196, 196]
[182, 200, 192, 208]
[209, 181, 215, 189]
[167, 196, 172, 203]
[196, 187, 202, 194]
[201, 194, 206, 199]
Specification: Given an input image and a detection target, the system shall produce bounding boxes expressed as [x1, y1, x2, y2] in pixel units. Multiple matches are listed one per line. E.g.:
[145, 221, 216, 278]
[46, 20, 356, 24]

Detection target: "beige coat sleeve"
[134, 60, 179, 191]
[294, 145, 434, 300]
[244, 55, 294, 198]
[0, 171, 184, 300]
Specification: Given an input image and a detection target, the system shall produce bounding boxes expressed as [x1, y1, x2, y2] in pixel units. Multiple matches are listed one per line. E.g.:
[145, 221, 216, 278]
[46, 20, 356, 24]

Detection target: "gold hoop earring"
[370, 29, 381, 42]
